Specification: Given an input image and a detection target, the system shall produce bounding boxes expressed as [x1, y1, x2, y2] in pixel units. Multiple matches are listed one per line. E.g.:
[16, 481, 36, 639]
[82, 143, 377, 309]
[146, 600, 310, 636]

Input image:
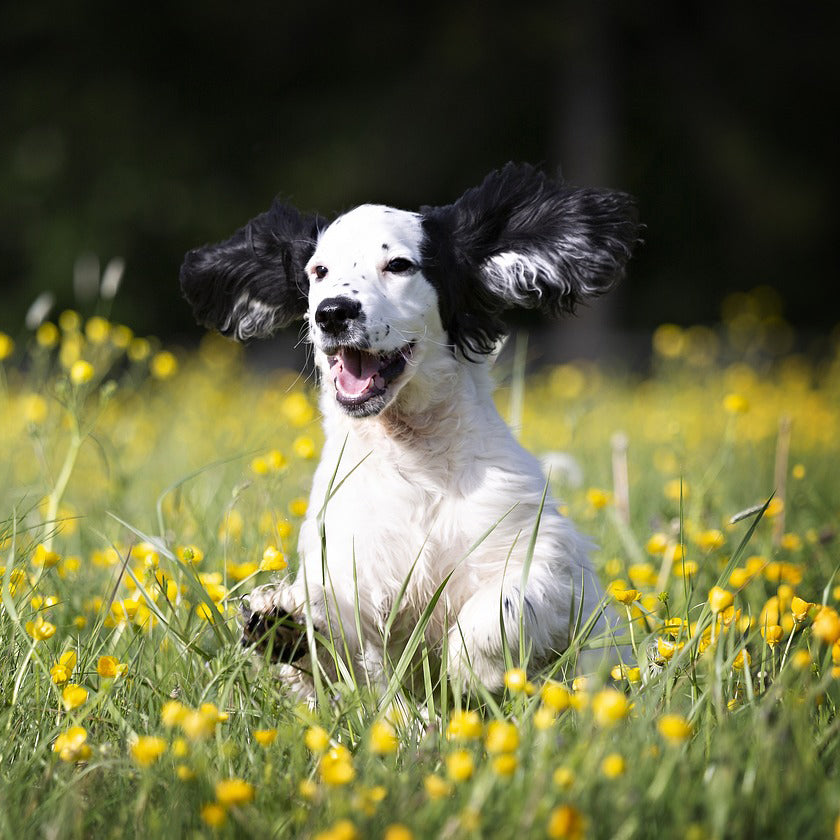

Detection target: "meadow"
[1, 289, 839, 839]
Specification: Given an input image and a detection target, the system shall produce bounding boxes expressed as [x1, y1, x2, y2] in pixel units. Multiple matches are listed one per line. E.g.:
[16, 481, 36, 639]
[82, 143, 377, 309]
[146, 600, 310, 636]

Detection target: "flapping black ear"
[420, 163, 641, 357]
[179, 201, 324, 340]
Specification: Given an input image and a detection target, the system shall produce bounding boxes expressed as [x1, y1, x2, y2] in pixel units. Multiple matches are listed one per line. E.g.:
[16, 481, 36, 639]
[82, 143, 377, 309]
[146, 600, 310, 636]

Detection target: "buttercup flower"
[53, 726, 91, 762]
[485, 721, 519, 754]
[708, 586, 734, 614]
[130, 736, 167, 767]
[369, 720, 398, 755]
[62, 684, 88, 710]
[253, 728, 278, 747]
[657, 714, 693, 743]
[446, 710, 483, 741]
[215, 778, 255, 807]
[445, 749, 474, 782]
[319, 745, 355, 786]
[592, 689, 629, 727]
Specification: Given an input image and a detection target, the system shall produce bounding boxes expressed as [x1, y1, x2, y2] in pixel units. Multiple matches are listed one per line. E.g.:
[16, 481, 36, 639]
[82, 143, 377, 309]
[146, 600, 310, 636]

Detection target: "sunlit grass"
[1, 288, 840, 838]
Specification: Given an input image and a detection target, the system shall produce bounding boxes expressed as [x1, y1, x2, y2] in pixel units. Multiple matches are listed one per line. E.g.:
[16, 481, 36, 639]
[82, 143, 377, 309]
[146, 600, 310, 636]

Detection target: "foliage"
[1, 292, 840, 839]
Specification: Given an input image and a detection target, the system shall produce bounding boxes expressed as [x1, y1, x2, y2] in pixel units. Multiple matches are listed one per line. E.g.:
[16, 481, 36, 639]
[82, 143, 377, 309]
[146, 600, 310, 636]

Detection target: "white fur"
[246, 205, 616, 697]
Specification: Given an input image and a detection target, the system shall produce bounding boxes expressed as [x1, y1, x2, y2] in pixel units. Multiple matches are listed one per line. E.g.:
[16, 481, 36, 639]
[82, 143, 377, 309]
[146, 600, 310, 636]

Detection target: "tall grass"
[1, 294, 840, 838]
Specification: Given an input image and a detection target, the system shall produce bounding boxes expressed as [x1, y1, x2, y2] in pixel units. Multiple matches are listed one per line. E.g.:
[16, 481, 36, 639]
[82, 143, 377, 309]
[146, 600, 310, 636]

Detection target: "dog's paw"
[241, 587, 308, 664]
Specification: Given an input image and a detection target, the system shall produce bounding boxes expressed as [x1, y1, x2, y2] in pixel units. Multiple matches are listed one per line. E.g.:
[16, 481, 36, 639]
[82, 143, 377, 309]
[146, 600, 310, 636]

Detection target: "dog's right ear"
[179, 201, 323, 340]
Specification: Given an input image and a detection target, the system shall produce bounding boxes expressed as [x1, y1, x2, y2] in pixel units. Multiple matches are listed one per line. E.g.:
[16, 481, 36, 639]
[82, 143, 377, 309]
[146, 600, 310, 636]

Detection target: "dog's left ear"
[420, 163, 641, 357]
[180, 201, 323, 341]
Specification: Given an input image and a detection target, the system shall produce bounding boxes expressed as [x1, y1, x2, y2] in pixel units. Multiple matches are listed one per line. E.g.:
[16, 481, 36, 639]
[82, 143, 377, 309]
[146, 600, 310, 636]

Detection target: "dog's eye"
[384, 258, 415, 275]
[312, 265, 328, 280]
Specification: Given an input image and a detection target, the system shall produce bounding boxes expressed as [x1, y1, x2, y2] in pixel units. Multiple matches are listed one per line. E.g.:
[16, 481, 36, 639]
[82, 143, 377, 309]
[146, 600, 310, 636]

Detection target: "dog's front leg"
[241, 579, 328, 665]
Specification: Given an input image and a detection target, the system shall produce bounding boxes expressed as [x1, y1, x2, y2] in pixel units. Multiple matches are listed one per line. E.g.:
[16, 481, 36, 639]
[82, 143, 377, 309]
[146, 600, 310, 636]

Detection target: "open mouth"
[328, 343, 414, 408]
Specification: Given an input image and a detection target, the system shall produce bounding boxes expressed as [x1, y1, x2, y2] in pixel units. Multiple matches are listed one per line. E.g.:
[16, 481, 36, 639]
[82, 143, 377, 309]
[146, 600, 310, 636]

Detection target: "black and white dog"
[180, 163, 639, 696]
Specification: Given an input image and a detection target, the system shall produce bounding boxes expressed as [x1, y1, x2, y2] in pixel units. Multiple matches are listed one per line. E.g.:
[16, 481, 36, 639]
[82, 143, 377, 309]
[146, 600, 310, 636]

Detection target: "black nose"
[314, 297, 362, 336]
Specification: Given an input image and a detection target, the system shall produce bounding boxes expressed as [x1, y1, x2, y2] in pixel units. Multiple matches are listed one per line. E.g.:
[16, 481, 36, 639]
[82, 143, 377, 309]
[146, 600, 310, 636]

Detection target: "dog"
[180, 163, 640, 697]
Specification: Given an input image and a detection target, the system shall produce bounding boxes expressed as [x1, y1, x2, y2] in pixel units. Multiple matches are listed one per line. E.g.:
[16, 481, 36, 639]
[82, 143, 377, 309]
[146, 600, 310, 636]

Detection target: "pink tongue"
[335, 349, 382, 396]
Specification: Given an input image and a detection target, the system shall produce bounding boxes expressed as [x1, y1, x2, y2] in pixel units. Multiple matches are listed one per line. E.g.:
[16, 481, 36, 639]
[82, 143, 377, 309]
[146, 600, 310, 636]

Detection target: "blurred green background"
[1, 1, 836, 356]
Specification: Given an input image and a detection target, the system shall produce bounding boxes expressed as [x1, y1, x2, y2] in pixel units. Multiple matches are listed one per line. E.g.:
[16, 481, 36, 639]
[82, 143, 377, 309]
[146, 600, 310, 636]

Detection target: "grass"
[1, 294, 840, 839]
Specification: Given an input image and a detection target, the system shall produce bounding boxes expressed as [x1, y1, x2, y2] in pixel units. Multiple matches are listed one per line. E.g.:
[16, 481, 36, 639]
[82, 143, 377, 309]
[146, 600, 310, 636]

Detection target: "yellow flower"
[547, 804, 586, 840]
[293, 436, 317, 459]
[652, 324, 685, 358]
[592, 689, 629, 727]
[813, 607, 840, 644]
[251, 456, 269, 476]
[611, 664, 641, 683]
[423, 773, 453, 800]
[732, 649, 751, 671]
[541, 681, 571, 712]
[0, 332, 15, 360]
[260, 545, 287, 571]
[761, 625, 784, 648]
[97, 655, 126, 678]
[791, 649, 811, 670]
[61, 683, 88, 710]
[281, 392, 314, 426]
[226, 561, 258, 582]
[289, 497, 308, 517]
[383, 825, 414, 840]
[23, 394, 48, 425]
[780, 533, 802, 552]
[445, 709, 483, 741]
[215, 778, 255, 807]
[53, 726, 91, 762]
[150, 350, 178, 380]
[305, 725, 330, 752]
[85, 316, 110, 344]
[696, 529, 725, 551]
[319, 745, 355, 786]
[180, 704, 222, 740]
[723, 393, 749, 414]
[69, 360, 95, 385]
[32, 543, 61, 568]
[491, 754, 518, 777]
[586, 488, 611, 510]
[503, 667, 534, 694]
[791, 596, 812, 622]
[131, 735, 167, 767]
[657, 714, 693, 743]
[176, 545, 203, 565]
[553, 766, 575, 789]
[485, 721, 519, 754]
[612, 587, 640, 606]
[445, 749, 474, 782]
[50, 651, 77, 684]
[708, 586, 734, 614]
[200, 803, 227, 828]
[792, 464, 806, 480]
[601, 752, 626, 778]
[176, 764, 195, 781]
[298, 779, 318, 800]
[36, 322, 60, 348]
[314, 819, 358, 840]
[664, 479, 689, 502]
[253, 728, 278, 747]
[127, 336, 151, 362]
[369, 720, 398, 755]
[161, 700, 188, 727]
[645, 533, 669, 555]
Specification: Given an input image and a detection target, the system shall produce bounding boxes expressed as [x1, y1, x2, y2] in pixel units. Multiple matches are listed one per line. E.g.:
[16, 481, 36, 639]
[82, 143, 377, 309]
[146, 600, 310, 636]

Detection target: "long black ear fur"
[420, 163, 641, 358]
[180, 201, 323, 340]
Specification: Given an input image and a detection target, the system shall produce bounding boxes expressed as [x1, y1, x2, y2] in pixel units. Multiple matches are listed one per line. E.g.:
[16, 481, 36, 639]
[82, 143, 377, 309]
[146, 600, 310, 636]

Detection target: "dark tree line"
[1, 1, 836, 352]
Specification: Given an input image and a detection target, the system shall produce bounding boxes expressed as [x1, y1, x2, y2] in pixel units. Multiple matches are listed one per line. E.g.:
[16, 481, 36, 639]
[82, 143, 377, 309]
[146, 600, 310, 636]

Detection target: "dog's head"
[181, 164, 641, 418]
